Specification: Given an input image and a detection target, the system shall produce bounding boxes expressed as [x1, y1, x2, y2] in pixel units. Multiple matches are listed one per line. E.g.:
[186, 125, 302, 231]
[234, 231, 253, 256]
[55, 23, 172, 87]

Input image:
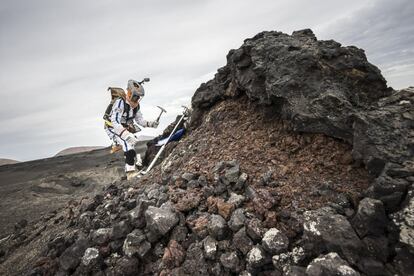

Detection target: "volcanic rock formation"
[0, 29, 413, 276]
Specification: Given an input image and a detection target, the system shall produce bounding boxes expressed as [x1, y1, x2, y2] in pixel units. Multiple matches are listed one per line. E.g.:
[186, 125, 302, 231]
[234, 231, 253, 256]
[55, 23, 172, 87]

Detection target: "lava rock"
[112, 256, 140, 276]
[234, 173, 248, 190]
[181, 172, 196, 182]
[81, 247, 101, 267]
[59, 238, 89, 272]
[90, 228, 112, 245]
[203, 236, 218, 260]
[192, 29, 390, 143]
[233, 227, 254, 255]
[162, 240, 185, 268]
[208, 214, 229, 241]
[306, 252, 360, 276]
[123, 229, 151, 258]
[262, 228, 289, 254]
[182, 242, 209, 275]
[228, 192, 246, 208]
[303, 208, 364, 265]
[175, 191, 201, 212]
[111, 220, 132, 240]
[145, 205, 179, 239]
[246, 218, 265, 242]
[220, 251, 240, 272]
[170, 225, 189, 243]
[353, 88, 413, 180]
[229, 208, 246, 232]
[284, 265, 307, 276]
[224, 165, 240, 183]
[246, 245, 268, 269]
[217, 200, 235, 220]
[351, 197, 387, 237]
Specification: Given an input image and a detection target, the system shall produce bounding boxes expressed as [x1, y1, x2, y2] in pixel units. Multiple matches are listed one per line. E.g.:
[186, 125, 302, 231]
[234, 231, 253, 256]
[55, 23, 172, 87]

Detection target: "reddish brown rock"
[162, 240, 185, 269]
[175, 192, 201, 212]
[217, 201, 235, 220]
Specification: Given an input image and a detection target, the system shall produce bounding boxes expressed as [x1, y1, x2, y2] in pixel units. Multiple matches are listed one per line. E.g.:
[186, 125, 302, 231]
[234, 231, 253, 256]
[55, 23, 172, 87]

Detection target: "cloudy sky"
[1, 0, 413, 161]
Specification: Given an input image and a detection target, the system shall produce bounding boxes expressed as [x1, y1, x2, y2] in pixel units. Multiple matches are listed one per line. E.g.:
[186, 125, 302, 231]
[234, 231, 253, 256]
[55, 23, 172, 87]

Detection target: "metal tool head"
[157, 105, 167, 113]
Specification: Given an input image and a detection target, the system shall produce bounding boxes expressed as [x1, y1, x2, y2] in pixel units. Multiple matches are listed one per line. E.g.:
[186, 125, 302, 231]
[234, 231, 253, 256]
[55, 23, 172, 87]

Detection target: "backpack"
[103, 87, 139, 128]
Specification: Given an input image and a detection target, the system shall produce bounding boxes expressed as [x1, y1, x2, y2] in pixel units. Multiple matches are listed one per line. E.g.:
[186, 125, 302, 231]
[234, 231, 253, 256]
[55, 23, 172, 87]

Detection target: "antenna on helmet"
[139, 78, 150, 85]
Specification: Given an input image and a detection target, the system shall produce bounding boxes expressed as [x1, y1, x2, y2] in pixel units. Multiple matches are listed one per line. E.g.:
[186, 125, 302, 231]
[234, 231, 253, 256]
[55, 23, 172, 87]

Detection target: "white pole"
[142, 112, 186, 174]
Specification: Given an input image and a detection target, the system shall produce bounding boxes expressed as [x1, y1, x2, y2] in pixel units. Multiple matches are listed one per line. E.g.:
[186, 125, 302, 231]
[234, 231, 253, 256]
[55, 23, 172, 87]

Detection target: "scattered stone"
[234, 173, 248, 190]
[208, 214, 229, 241]
[182, 242, 209, 275]
[181, 172, 196, 182]
[187, 180, 200, 188]
[170, 225, 188, 243]
[220, 251, 240, 272]
[59, 238, 89, 271]
[145, 206, 179, 238]
[112, 256, 140, 276]
[175, 192, 201, 212]
[252, 188, 278, 215]
[203, 236, 217, 260]
[128, 206, 146, 229]
[123, 229, 150, 258]
[228, 192, 245, 208]
[147, 189, 160, 200]
[229, 208, 246, 232]
[306, 252, 360, 276]
[262, 228, 289, 254]
[351, 198, 387, 238]
[246, 218, 265, 242]
[217, 200, 235, 220]
[246, 245, 268, 269]
[81, 247, 101, 267]
[162, 240, 185, 268]
[224, 164, 240, 183]
[303, 208, 363, 265]
[111, 220, 131, 240]
[245, 185, 257, 200]
[260, 170, 273, 185]
[233, 227, 254, 255]
[284, 265, 307, 276]
[188, 214, 210, 239]
[91, 228, 111, 245]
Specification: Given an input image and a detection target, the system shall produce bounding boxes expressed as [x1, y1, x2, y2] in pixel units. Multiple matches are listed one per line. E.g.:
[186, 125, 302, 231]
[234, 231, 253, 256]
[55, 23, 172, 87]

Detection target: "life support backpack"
[103, 87, 139, 132]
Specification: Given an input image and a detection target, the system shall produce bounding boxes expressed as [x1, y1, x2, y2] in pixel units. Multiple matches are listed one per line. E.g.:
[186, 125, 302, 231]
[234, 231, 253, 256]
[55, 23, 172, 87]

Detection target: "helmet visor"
[130, 92, 141, 103]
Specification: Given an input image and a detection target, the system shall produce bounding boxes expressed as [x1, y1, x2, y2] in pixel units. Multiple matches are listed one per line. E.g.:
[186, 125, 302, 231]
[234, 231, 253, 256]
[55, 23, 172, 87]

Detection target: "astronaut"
[107, 79, 158, 179]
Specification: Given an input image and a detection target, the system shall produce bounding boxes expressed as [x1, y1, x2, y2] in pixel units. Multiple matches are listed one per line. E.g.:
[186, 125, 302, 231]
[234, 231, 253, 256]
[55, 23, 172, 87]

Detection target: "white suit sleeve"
[110, 98, 126, 135]
[134, 110, 150, 127]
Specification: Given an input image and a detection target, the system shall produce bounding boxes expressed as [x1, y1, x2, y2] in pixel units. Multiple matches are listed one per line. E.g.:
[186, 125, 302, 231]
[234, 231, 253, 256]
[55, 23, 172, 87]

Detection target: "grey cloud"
[0, 0, 412, 161]
[316, 0, 414, 89]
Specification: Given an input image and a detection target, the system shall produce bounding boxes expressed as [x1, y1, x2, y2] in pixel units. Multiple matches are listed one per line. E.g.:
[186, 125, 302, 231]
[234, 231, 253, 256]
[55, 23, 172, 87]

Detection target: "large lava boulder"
[192, 29, 391, 143]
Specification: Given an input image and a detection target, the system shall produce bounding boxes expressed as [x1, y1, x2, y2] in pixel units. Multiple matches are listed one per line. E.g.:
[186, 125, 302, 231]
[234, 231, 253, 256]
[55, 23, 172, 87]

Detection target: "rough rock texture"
[306, 252, 360, 276]
[262, 228, 289, 254]
[191, 29, 391, 143]
[1, 29, 412, 276]
[303, 207, 364, 265]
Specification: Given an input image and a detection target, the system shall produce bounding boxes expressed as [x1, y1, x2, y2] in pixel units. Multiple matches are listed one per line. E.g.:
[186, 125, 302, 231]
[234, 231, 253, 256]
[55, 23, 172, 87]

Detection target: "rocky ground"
[0, 29, 413, 275]
[0, 142, 148, 274]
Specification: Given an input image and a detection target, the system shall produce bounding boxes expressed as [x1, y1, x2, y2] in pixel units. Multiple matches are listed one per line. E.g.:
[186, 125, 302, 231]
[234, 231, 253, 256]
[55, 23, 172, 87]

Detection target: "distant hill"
[0, 158, 20, 166]
[55, 136, 154, 157]
[55, 146, 105, 157]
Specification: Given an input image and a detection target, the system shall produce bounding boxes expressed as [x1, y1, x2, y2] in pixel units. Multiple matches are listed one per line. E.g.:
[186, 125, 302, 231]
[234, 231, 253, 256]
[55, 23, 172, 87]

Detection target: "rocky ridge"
[0, 29, 412, 275]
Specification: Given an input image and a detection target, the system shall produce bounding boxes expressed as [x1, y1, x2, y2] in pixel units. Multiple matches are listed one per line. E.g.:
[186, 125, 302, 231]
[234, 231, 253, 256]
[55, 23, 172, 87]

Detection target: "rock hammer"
[156, 106, 167, 122]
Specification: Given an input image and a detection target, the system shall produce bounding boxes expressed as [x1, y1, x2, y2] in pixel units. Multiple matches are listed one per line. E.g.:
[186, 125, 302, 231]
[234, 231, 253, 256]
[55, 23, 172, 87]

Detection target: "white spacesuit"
[107, 79, 158, 179]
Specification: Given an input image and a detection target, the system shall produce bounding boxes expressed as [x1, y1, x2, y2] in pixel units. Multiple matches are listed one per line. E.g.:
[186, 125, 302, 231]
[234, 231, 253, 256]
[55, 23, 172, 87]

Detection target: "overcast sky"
[1, 0, 413, 161]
